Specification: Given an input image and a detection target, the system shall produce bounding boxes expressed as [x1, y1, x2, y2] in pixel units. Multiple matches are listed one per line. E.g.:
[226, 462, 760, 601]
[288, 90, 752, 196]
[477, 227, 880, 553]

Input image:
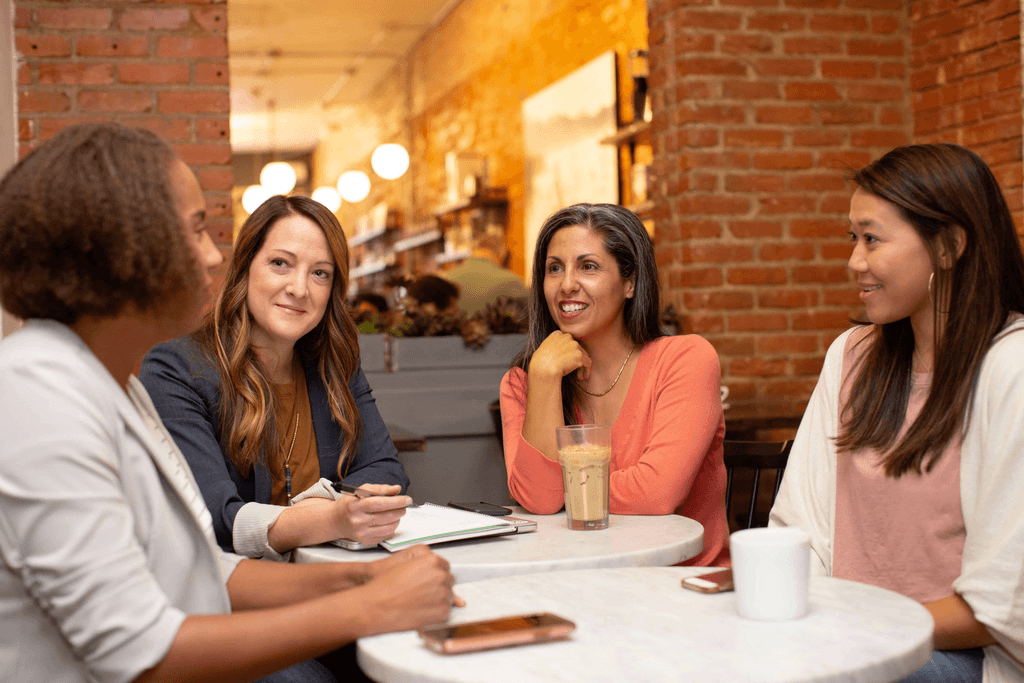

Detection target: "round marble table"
[293, 508, 704, 583]
[357, 567, 934, 683]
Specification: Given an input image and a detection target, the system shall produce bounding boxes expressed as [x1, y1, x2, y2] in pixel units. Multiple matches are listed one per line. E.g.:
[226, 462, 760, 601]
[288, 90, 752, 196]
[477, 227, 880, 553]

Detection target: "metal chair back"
[723, 439, 793, 530]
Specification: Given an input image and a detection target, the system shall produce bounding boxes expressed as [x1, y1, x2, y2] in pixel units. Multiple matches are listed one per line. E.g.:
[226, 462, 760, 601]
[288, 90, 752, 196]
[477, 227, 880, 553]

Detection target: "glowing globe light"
[370, 143, 410, 180]
[336, 170, 370, 203]
[311, 186, 342, 212]
[241, 184, 272, 214]
[259, 161, 297, 195]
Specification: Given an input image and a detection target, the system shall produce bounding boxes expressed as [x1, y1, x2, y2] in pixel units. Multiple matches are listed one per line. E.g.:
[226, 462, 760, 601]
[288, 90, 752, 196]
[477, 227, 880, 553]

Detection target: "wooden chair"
[723, 439, 793, 531]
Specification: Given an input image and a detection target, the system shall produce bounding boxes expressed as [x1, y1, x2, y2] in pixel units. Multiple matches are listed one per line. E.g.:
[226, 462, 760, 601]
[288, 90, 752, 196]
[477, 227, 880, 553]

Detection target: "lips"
[559, 301, 588, 317]
[276, 303, 305, 314]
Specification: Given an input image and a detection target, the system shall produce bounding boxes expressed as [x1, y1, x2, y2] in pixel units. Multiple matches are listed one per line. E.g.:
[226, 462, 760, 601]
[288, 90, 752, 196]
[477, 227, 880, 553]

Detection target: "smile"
[862, 285, 881, 292]
[276, 304, 305, 314]
[560, 302, 588, 313]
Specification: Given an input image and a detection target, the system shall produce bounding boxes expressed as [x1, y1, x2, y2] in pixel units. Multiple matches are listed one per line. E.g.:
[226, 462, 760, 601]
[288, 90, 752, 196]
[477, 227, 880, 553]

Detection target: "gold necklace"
[913, 346, 932, 373]
[580, 343, 637, 397]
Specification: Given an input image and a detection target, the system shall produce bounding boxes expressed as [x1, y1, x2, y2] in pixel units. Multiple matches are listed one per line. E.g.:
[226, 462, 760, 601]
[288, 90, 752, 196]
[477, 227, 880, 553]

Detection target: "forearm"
[135, 587, 377, 683]
[227, 558, 372, 610]
[926, 593, 996, 650]
[520, 367, 564, 461]
[266, 501, 344, 554]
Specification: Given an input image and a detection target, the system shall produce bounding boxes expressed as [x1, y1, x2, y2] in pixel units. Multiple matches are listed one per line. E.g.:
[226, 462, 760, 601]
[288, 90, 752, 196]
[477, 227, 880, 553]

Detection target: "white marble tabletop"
[357, 567, 934, 683]
[293, 507, 704, 583]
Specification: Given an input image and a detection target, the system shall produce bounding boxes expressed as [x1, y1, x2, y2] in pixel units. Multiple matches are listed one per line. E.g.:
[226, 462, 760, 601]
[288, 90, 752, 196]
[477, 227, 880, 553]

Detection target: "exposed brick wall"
[647, 0, 913, 403]
[15, 1, 233, 251]
[910, 0, 1022, 226]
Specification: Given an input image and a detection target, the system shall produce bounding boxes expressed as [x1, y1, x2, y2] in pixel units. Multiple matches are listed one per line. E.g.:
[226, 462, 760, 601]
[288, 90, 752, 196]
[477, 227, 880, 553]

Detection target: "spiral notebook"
[378, 503, 518, 552]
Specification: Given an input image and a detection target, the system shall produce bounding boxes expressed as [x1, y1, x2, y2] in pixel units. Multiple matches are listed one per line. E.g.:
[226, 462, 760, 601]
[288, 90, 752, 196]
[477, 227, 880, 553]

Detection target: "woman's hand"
[529, 330, 592, 382]
[331, 483, 410, 546]
[362, 546, 463, 634]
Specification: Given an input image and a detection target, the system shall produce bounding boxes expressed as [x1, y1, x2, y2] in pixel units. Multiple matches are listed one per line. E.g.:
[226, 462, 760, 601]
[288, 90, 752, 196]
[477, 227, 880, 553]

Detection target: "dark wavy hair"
[0, 123, 199, 324]
[194, 195, 362, 479]
[512, 203, 663, 424]
[837, 143, 1024, 476]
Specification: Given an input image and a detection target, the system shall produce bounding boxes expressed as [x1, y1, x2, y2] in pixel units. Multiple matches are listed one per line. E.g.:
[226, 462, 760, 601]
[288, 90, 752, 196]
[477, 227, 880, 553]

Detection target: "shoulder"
[977, 317, 1024, 385]
[500, 366, 528, 398]
[643, 335, 719, 370]
[142, 333, 216, 379]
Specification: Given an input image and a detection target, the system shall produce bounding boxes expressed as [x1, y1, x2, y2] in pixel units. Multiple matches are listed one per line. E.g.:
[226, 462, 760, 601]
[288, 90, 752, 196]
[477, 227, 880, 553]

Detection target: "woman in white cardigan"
[0, 123, 459, 683]
[770, 144, 1024, 683]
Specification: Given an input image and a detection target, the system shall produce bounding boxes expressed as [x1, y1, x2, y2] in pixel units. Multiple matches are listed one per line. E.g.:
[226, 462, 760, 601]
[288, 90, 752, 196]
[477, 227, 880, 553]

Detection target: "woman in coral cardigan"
[500, 203, 728, 566]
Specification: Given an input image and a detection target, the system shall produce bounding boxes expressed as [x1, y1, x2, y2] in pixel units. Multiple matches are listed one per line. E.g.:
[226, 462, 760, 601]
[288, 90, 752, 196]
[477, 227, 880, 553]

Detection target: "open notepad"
[378, 503, 517, 552]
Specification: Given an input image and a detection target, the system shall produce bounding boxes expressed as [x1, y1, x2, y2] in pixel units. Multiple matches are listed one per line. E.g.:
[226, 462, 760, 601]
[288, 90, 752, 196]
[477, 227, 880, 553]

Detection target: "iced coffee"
[555, 425, 612, 530]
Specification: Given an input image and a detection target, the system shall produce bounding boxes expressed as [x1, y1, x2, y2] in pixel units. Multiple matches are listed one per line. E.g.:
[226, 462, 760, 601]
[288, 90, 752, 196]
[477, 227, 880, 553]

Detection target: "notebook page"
[383, 503, 513, 548]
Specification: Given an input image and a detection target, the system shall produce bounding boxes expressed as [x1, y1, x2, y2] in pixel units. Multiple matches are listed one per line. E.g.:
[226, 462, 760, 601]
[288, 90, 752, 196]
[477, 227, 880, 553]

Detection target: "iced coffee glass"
[555, 425, 612, 530]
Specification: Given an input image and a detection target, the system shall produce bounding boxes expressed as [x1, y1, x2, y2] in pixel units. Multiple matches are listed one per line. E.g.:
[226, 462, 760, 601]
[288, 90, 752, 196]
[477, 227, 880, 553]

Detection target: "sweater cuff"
[232, 502, 290, 562]
[291, 477, 341, 503]
[516, 433, 565, 493]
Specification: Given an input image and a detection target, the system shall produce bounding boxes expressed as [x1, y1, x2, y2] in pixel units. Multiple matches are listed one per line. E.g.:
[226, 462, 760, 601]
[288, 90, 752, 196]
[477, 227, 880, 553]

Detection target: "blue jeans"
[898, 648, 985, 683]
[255, 643, 371, 683]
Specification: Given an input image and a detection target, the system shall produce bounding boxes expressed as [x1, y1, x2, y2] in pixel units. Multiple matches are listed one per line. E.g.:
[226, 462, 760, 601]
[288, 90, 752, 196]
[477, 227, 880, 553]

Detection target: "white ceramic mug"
[730, 527, 810, 621]
[720, 385, 730, 410]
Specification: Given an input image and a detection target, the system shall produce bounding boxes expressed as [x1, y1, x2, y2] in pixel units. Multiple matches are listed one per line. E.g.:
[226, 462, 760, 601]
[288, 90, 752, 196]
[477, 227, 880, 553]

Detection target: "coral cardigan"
[500, 335, 729, 566]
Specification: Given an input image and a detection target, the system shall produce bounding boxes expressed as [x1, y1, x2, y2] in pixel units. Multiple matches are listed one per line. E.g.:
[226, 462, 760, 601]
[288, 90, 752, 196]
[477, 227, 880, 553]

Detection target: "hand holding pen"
[329, 481, 413, 546]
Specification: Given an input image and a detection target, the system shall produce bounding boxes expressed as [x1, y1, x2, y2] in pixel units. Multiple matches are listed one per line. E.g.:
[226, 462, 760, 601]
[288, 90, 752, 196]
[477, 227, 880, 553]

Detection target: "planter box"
[358, 333, 527, 505]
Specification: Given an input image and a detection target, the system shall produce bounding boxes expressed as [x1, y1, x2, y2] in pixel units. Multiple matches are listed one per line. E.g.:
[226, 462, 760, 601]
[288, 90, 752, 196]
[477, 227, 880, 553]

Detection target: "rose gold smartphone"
[681, 568, 734, 593]
[417, 613, 576, 654]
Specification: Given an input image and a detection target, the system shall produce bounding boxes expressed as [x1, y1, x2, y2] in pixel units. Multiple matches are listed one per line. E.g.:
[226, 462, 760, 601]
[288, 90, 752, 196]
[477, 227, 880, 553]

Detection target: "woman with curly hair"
[140, 196, 409, 560]
[0, 122, 457, 683]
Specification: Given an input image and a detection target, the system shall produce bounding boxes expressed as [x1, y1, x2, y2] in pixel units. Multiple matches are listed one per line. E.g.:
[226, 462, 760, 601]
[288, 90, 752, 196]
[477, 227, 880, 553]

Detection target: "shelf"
[348, 225, 390, 247]
[393, 229, 443, 253]
[432, 187, 509, 216]
[625, 200, 655, 216]
[349, 261, 394, 279]
[600, 120, 651, 146]
[434, 249, 471, 265]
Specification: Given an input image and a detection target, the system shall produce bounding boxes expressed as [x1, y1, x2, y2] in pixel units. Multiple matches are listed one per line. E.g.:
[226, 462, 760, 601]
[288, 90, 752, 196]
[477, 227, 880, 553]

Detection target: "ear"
[624, 277, 635, 299]
[939, 226, 967, 269]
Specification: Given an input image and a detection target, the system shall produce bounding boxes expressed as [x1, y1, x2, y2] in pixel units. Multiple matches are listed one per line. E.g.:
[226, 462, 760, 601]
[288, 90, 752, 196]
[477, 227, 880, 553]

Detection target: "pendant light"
[370, 143, 410, 180]
[311, 186, 342, 212]
[336, 170, 370, 203]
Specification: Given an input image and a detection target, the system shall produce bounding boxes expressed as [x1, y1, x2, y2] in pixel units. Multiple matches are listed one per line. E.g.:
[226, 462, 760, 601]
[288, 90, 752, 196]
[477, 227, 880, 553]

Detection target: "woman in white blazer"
[0, 123, 459, 683]
[770, 144, 1024, 683]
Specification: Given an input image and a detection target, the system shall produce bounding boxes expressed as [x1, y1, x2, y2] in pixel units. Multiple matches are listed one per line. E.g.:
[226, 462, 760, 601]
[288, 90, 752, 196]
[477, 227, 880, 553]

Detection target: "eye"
[546, 262, 562, 274]
[846, 230, 857, 243]
[313, 268, 333, 281]
[270, 258, 288, 268]
[582, 261, 599, 271]
[863, 233, 879, 245]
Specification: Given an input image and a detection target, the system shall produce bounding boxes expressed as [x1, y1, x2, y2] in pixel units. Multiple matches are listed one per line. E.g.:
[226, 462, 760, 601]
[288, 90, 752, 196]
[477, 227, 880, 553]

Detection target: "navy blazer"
[139, 334, 409, 552]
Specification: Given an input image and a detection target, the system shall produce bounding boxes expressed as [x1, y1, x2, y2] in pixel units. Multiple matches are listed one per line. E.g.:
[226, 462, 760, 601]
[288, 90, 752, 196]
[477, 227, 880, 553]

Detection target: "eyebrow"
[546, 253, 598, 261]
[268, 249, 334, 267]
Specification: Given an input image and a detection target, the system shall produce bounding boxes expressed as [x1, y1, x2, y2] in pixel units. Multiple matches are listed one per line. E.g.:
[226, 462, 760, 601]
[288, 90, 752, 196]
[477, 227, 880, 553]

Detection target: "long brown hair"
[195, 195, 362, 478]
[837, 144, 1024, 476]
[512, 203, 664, 425]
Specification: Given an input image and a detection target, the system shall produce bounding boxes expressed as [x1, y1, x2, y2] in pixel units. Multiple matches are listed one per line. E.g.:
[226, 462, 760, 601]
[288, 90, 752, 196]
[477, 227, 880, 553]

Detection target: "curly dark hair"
[0, 122, 199, 325]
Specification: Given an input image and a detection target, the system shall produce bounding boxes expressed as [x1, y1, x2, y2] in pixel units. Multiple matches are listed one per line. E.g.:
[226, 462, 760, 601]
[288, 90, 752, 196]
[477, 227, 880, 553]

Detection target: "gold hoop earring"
[928, 272, 934, 302]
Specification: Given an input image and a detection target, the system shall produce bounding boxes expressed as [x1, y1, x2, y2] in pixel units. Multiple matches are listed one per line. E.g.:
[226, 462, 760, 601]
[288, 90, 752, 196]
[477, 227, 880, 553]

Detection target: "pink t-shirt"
[499, 335, 729, 567]
[832, 328, 966, 603]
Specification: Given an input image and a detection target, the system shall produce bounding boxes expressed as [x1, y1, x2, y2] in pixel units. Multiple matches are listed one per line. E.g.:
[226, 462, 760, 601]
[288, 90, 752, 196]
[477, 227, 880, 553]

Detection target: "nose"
[199, 230, 222, 273]
[559, 266, 580, 295]
[848, 241, 867, 274]
[286, 268, 308, 299]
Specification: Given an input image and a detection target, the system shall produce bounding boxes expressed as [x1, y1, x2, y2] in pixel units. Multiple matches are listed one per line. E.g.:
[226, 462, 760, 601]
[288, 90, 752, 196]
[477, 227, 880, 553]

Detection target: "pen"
[331, 481, 418, 507]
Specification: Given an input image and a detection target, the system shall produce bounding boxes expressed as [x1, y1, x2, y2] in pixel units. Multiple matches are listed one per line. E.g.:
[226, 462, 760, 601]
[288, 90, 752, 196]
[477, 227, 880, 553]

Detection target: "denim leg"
[897, 648, 985, 683]
[254, 658, 338, 683]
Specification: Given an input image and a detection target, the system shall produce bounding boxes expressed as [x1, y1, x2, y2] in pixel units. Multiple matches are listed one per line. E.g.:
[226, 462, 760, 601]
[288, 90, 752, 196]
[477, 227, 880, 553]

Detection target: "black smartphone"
[448, 501, 513, 516]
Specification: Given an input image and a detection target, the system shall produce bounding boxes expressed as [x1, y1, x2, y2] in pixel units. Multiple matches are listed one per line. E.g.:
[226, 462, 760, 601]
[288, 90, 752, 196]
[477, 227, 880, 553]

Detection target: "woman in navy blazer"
[140, 195, 410, 561]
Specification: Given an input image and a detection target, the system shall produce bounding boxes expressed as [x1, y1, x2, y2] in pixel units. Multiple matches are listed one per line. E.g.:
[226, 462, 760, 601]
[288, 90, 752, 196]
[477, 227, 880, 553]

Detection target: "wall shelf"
[600, 120, 651, 146]
[393, 229, 443, 253]
[435, 249, 471, 265]
[348, 225, 390, 247]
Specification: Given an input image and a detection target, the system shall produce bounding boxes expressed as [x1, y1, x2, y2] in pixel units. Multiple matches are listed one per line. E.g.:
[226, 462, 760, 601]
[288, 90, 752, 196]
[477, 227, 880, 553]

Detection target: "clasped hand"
[294, 483, 410, 545]
[529, 331, 592, 381]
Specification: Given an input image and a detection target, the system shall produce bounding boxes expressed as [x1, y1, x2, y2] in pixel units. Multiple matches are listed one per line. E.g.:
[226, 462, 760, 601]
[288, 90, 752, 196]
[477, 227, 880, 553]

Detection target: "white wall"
[1, 1, 20, 337]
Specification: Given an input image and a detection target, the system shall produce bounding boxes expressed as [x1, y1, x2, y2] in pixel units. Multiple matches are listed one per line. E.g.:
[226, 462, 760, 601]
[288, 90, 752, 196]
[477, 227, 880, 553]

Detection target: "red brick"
[793, 311, 854, 330]
[157, 36, 228, 59]
[819, 151, 873, 170]
[785, 82, 842, 101]
[711, 336, 755, 357]
[792, 357, 825, 375]
[196, 168, 235, 191]
[204, 193, 232, 219]
[678, 10, 742, 29]
[679, 129, 719, 147]
[677, 220, 723, 238]
[676, 58, 748, 76]
[676, 105, 746, 124]
[688, 315, 726, 334]
[196, 61, 230, 85]
[784, 38, 843, 54]
[758, 288, 819, 307]
[690, 173, 719, 191]
[669, 268, 724, 288]
[196, 117, 230, 140]
[792, 130, 844, 146]
[760, 243, 815, 260]
[726, 174, 786, 192]
[879, 108, 904, 125]
[174, 143, 232, 165]
[16, 35, 71, 58]
[118, 63, 190, 85]
[684, 291, 754, 309]
[15, 7, 32, 29]
[821, 60, 877, 79]
[17, 64, 32, 86]
[159, 91, 230, 114]
[678, 195, 750, 215]
[793, 265, 851, 283]
[38, 117, 106, 141]
[849, 84, 904, 102]
[791, 218, 846, 238]
[674, 34, 716, 53]
[819, 106, 873, 124]
[754, 58, 815, 77]
[759, 195, 816, 214]
[747, 13, 806, 31]
[18, 91, 70, 113]
[38, 63, 114, 86]
[120, 8, 190, 31]
[37, 8, 112, 30]
[728, 267, 787, 284]
[879, 62, 905, 78]
[120, 117, 191, 140]
[77, 35, 150, 58]
[725, 129, 785, 148]
[810, 13, 869, 32]
[758, 334, 819, 353]
[721, 35, 774, 54]
[679, 244, 754, 264]
[821, 195, 854, 213]
[823, 289, 862, 305]
[850, 130, 910, 147]
[728, 313, 788, 331]
[790, 173, 846, 191]
[207, 218, 234, 246]
[730, 220, 783, 237]
[722, 81, 780, 100]
[756, 105, 814, 123]
[752, 152, 814, 170]
[19, 144, 35, 160]
[730, 358, 788, 376]
[18, 118, 32, 141]
[680, 151, 751, 170]
[79, 90, 152, 113]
